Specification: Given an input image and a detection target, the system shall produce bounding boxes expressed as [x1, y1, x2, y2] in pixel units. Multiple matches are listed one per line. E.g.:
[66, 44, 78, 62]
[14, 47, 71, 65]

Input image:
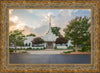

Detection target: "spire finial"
[49, 16, 51, 23]
[48, 16, 51, 33]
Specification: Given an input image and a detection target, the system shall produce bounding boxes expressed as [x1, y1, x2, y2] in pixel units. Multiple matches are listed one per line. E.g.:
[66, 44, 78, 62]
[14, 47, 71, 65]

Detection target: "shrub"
[25, 43, 28, 46]
[43, 47, 46, 49]
[55, 37, 68, 44]
[64, 51, 72, 54]
[81, 46, 91, 52]
[9, 49, 14, 52]
[32, 48, 35, 50]
[54, 46, 57, 49]
[73, 49, 75, 52]
[36, 48, 38, 50]
[27, 47, 32, 50]
[67, 46, 74, 49]
[32, 37, 44, 44]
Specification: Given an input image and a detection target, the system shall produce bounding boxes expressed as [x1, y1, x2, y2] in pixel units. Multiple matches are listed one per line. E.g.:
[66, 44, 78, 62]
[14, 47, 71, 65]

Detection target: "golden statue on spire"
[49, 16, 51, 23]
[48, 16, 51, 32]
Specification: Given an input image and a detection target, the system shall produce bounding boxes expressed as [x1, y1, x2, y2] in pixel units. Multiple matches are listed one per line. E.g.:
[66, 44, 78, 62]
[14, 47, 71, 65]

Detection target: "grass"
[54, 48, 68, 50]
[21, 51, 27, 53]
[63, 47, 91, 54]
[27, 48, 45, 50]
[9, 48, 45, 50]
[63, 51, 73, 54]
[9, 49, 14, 52]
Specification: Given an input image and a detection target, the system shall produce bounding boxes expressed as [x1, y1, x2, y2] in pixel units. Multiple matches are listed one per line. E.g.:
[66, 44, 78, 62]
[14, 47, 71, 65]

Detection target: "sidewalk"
[26, 49, 72, 54]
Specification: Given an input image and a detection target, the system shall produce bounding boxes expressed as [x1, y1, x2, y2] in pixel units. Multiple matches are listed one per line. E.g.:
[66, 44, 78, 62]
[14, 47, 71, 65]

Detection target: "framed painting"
[0, 0, 99, 72]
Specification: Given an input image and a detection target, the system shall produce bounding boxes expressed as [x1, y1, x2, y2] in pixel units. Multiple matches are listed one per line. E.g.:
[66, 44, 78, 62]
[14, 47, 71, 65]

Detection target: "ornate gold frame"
[0, 1, 99, 72]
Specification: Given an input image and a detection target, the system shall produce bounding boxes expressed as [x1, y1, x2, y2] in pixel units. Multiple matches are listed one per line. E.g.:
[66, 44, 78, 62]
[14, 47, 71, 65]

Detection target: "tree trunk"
[75, 43, 78, 52]
[14, 43, 17, 52]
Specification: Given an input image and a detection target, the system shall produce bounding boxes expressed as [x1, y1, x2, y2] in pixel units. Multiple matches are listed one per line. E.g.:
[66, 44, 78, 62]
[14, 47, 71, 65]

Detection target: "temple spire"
[49, 16, 51, 23]
[47, 16, 52, 34]
[49, 16, 51, 31]
[49, 16, 51, 27]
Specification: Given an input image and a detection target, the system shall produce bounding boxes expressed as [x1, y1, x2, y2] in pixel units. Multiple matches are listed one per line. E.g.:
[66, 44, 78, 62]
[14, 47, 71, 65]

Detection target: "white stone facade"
[24, 36, 73, 49]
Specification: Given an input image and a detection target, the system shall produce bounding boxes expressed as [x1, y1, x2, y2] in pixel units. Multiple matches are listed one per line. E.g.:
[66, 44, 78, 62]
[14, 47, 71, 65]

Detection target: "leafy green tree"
[64, 16, 90, 52]
[51, 27, 62, 36]
[27, 33, 36, 36]
[18, 42, 24, 46]
[9, 30, 26, 52]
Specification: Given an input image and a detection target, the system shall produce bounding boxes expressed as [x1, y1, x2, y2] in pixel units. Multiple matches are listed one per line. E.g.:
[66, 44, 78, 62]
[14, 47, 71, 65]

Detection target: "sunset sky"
[9, 9, 91, 36]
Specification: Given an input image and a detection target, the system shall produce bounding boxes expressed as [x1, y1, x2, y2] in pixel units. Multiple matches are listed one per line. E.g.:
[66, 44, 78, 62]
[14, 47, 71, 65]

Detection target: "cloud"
[27, 9, 34, 13]
[9, 9, 91, 36]
[9, 14, 48, 36]
[51, 10, 72, 28]
[22, 24, 49, 36]
[30, 9, 73, 36]
[59, 9, 73, 17]
[10, 15, 19, 23]
[71, 9, 90, 13]
[44, 12, 54, 19]
[9, 9, 14, 14]
[9, 15, 27, 31]
[73, 9, 79, 13]
[34, 24, 49, 36]
[23, 26, 35, 35]
[88, 9, 91, 12]
[9, 15, 19, 31]
[82, 9, 91, 12]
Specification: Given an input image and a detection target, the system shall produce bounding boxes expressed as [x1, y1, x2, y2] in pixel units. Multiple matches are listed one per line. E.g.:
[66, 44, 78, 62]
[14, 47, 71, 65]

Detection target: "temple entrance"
[46, 42, 53, 49]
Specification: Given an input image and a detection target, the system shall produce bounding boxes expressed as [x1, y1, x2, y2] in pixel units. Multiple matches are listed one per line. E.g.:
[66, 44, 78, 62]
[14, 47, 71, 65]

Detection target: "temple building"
[24, 17, 72, 49]
[40, 17, 58, 49]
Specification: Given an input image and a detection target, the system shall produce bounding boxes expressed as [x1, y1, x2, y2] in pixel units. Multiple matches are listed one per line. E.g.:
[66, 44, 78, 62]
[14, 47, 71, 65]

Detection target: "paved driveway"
[10, 53, 91, 64]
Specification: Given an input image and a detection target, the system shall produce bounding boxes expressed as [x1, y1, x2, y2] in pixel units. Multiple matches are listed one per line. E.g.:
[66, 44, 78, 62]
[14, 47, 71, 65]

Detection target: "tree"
[51, 27, 62, 36]
[18, 42, 24, 46]
[27, 33, 36, 36]
[55, 37, 68, 44]
[9, 30, 26, 52]
[32, 37, 44, 44]
[64, 16, 90, 52]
